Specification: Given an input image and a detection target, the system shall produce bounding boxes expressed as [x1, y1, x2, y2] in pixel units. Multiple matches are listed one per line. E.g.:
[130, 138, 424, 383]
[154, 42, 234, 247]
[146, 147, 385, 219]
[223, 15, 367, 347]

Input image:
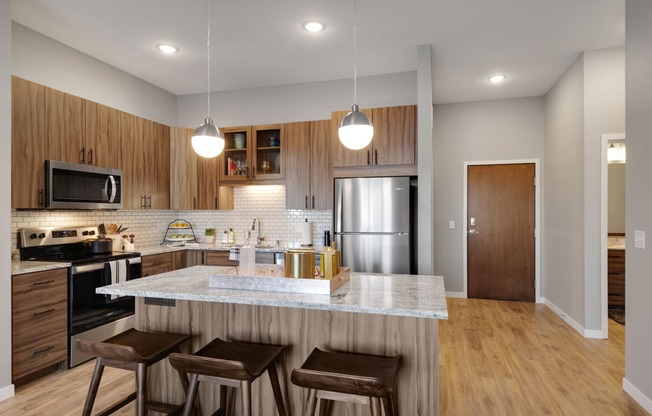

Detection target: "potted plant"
[205, 228, 216, 244]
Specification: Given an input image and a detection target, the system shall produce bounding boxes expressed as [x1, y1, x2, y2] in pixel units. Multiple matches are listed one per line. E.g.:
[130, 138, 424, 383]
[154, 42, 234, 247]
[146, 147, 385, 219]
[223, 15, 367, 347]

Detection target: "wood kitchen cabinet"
[121, 113, 170, 209]
[170, 127, 234, 210]
[142, 253, 174, 276]
[285, 120, 332, 210]
[11, 76, 46, 209]
[608, 249, 626, 306]
[12, 268, 68, 381]
[331, 105, 417, 174]
[45, 87, 85, 165]
[85, 101, 123, 168]
[220, 124, 285, 183]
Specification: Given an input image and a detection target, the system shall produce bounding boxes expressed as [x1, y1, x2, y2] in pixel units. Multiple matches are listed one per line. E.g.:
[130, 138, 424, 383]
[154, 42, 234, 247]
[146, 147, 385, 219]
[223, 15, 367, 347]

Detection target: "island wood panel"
[136, 299, 438, 416]
[170, 127, 197, 210]
[84, 101, 122, 168]
[45, 87, 85, 164]
[372, 105, 416, 166]
[153, 122, 171, 209]
[331, 108, 373, 168]
[11, 76, 45, 209]
[284, 121, 312, 209]
[310, 119, 332, 210]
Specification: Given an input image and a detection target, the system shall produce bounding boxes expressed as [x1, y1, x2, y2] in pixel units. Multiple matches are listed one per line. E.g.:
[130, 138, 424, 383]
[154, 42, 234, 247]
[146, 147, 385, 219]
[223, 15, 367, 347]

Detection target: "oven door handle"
[71, 263, 107, 274]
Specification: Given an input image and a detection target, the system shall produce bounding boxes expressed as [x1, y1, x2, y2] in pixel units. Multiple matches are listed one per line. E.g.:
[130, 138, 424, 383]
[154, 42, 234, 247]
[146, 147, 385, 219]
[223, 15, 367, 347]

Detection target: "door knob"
[468, 229, 480, 235]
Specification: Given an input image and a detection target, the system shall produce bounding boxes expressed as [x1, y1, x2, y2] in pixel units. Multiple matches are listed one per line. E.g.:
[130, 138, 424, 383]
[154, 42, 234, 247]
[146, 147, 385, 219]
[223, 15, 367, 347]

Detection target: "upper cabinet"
[331, 105, 417, 175]
[85, 101, 123, 168]
[170, 127, 234, 210]
[11, 77, 46, 209]
[45, 87, 85, 164]
[285, 120, 332, 210]
[220, 124, 285, 184]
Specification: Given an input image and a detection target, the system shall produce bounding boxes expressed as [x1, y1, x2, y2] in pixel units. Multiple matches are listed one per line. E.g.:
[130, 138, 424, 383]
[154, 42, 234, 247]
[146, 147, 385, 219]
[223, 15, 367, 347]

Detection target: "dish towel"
[229, 248, 240, 261]
[108, 260, 128, 300]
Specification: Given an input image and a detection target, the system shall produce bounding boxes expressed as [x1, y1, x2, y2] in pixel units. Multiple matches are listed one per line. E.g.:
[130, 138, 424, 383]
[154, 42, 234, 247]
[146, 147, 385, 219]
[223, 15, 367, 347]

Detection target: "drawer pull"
[33, 345, 55, 356]
[31, 279, 55, 287]
[32, 308, 55, 317]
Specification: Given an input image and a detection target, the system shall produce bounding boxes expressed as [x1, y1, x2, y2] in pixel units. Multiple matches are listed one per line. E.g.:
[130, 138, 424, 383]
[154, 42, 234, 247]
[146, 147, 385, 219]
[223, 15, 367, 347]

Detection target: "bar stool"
[291, 348, 400, 416]
[74, 328, 192, 416]
[168, 338, 288, 416]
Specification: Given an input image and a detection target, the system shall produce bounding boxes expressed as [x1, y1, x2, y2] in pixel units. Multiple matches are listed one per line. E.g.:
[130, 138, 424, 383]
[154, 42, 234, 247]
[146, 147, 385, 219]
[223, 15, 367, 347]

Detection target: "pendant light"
[192, 0, 225, 158]
[338, 0, 373, 150]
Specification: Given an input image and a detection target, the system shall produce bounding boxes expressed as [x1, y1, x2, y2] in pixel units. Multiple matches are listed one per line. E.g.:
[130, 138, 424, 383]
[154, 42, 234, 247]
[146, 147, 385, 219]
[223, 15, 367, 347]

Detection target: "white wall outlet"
[448, 220, 455, 229]
[635, 230, 646, 249]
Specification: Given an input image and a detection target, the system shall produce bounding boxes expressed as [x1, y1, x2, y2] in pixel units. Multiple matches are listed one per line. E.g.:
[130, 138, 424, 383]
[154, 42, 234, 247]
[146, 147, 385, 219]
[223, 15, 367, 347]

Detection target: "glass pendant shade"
[338, 104, 374, 150]
[192, 118, 225, 158]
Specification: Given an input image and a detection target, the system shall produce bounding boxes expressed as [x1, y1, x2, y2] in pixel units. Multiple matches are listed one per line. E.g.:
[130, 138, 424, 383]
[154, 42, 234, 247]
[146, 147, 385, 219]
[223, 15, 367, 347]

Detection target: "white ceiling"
[11, 0, 625, 104]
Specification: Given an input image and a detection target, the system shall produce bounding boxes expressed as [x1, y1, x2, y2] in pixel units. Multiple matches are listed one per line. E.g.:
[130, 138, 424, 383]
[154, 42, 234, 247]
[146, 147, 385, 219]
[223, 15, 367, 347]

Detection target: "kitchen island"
[97, 265, 447, 415]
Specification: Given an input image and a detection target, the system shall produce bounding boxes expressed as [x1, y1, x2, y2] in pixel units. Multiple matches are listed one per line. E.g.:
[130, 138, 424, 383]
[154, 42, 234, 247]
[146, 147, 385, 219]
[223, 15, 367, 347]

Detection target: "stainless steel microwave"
[45, 160, 122, 209]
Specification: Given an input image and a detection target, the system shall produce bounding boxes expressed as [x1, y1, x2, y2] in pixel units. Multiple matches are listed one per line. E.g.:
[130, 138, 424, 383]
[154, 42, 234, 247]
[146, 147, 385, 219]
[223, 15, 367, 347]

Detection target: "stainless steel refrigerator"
[333, 176, 417, 274]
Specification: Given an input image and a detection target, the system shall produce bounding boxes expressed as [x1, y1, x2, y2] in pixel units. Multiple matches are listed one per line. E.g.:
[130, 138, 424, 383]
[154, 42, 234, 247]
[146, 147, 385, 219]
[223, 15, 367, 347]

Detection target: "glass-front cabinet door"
[220, 126, 252, 182]
[252, 124, 284, 180]
[220, 124, 284, 183]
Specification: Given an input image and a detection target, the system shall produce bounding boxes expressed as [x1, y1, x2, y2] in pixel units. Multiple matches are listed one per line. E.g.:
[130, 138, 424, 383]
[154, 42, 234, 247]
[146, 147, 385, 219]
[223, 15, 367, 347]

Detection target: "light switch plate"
[635, 230, 646, 249]
[449, 220, 455, 229]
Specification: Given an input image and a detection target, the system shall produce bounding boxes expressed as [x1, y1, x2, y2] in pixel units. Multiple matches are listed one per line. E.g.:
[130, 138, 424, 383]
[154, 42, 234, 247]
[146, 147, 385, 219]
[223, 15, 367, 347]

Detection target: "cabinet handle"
[193, 197, 197, 210]
[141, 195, 146, 209]
[374, 149, 378, 165]
[32, 279, 55, 287]
[32, 308, 55, 318]
[202, 252, 206, 265]
[38, 189, 44, 208]
[312, 195, 315, 209]
[80, 146, 85, 164]
[246, 167, 250, 179]
[305, 196, 309, 210]
[214, 197, 218, 210]
[147, 195, 152, 209]
[32, 345, 55, 356]
[367, 150, 371, 165]
[88, 148, 93, 165]
[252, 167, 256, 179]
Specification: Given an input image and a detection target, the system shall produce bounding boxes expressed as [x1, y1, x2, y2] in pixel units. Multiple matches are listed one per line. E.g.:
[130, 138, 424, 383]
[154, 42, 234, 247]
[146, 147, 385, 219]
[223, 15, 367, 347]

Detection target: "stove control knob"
[89, 230, 95, 236]
[29, 233, 38, 239]
[38, 233, 46, 239]
[82, 230, 89, 236]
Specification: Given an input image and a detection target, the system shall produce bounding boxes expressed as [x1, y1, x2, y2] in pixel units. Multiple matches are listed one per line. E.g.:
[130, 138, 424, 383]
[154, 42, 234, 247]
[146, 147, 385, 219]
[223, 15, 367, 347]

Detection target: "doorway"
[465, 162, 538, 302]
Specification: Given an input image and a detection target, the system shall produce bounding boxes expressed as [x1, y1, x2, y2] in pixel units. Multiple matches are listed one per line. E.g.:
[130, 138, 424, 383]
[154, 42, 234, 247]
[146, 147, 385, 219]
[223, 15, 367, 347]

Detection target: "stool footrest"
[94, 392, 136, 416]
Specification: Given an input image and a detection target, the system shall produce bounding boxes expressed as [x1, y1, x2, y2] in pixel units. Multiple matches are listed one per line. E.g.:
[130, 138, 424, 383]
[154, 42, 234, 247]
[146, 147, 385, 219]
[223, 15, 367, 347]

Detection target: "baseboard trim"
[541, 298, 604, 339]
[623, 378, 652, 413]
[0, 383, 15, 402]
[445, 291, 466, 298]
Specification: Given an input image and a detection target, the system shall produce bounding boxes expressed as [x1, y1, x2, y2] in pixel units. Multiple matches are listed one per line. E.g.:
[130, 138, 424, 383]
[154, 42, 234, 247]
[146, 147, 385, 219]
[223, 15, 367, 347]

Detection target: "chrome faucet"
[252, 218, 263, 245]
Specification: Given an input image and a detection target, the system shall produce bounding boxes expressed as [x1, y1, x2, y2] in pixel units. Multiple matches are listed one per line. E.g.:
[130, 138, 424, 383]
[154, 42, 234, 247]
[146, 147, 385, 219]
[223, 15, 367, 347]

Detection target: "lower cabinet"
[142, 253, 175, 277]
[12, 268, 68, 381]
[608, 249, 626, 307]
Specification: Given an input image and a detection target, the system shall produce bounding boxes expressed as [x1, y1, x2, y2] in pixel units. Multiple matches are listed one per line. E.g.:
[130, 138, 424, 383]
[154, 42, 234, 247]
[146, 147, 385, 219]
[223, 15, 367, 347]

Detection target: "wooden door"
[197, 154, 219, 210]
[309, 120, 332, 209]
[11, 76, 45, 209]
[331, 108, 373, 168]
[153, 122, 170, 209]
[120, 113, 147, 209]
[467, 163, 535, 301]
[84, 101, 122, 168]
[372, 105, 416, 166]
[284, 121, 311, 209]
[170, 127, 198, 210]
[45, 87, 85, 164]
[252, 124, 284, 180]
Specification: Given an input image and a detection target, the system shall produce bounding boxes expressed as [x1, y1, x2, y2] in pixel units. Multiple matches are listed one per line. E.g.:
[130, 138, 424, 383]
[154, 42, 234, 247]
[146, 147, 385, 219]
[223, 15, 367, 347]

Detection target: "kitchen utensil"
[98, 223, 106, 236]
[83, 237, 113, 254]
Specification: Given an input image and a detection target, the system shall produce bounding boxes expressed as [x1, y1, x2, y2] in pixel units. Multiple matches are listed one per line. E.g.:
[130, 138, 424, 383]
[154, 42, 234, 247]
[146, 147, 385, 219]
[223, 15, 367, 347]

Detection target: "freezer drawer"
[336, 233, 410, 274]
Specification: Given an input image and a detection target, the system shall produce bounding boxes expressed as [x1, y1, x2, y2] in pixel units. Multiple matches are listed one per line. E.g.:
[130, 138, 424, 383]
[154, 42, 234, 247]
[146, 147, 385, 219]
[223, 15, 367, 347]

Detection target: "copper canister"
[284, 249, 316, 278]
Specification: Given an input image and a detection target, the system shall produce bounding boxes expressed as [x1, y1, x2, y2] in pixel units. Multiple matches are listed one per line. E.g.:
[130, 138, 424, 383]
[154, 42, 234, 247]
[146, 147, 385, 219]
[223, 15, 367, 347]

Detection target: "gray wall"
[543, 56, 586, 325]
[176, 71, 417, 128]
[0, 0, 13, 399]
[608, 163, 625, 234]
[12, 23, 177, 125]
[432, 97, 545, 293]
[626, 0, 652, 407]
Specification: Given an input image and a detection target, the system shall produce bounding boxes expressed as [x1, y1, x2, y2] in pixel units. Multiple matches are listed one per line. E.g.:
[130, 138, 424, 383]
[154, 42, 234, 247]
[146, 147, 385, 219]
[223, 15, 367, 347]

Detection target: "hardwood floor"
[440, 298, 649, 415]
[0, 298, 648, 415]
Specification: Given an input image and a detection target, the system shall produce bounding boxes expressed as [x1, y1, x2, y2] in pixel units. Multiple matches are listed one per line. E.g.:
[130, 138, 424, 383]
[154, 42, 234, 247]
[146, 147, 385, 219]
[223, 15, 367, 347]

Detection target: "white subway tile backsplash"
[11, 185, 333, 250]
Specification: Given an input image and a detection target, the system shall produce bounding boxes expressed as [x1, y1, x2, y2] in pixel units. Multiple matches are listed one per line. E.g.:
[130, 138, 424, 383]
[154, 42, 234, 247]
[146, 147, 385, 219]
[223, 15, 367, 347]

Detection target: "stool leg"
[305, 389, 317, 416]
[181, 373, 200, 416]
[240, 380, 252, 416]
[318, 397, 329, 415]
[82, 358, 105, 416]
[267, 364, 287, 416]
[219, 385, 227, 413]
[369, 397, 382, 416]
[135, 362, 147, 416]
[382, 396, 396, 416]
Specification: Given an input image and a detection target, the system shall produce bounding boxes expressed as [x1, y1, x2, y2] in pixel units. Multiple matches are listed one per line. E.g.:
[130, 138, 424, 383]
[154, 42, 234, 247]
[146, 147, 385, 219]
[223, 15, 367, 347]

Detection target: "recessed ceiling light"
[157, 44, 179, 54]
[302, 21, 325, 33]
[488, 74, 507, 84]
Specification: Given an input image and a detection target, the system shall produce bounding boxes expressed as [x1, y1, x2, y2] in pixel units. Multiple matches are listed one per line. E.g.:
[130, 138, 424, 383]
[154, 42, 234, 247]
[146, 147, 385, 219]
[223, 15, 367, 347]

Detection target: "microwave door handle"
[107, 175, 117, 202]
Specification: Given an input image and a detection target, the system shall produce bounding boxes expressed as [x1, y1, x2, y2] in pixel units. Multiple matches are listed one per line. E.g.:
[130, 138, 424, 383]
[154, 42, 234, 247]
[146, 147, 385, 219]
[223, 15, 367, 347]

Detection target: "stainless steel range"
[19, 226, 142, 367]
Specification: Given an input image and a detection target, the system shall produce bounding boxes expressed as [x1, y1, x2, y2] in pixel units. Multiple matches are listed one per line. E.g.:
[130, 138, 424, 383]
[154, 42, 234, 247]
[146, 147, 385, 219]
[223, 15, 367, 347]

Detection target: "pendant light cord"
[206, 0, 211, 119]
[353, 0, 358, 105]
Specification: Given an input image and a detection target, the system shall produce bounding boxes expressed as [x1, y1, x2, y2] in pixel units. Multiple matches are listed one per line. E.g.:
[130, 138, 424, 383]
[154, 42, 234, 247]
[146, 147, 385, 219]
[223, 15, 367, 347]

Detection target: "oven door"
[46, 160, 122, 210]
[68, 257, 141, 367]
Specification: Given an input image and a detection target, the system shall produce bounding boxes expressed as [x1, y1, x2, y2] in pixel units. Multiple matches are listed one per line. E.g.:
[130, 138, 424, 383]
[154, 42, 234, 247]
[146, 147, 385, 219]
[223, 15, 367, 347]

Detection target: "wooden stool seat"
[169, 338, 288, 416]
[291, 348, 400, 416]
[75, 328, 191, 416]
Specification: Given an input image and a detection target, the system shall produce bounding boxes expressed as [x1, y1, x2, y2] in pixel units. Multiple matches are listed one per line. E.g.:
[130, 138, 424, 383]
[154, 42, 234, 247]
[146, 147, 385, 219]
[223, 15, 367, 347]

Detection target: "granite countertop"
[11, 260, 71, 275]
[96, 265, 448, 319]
